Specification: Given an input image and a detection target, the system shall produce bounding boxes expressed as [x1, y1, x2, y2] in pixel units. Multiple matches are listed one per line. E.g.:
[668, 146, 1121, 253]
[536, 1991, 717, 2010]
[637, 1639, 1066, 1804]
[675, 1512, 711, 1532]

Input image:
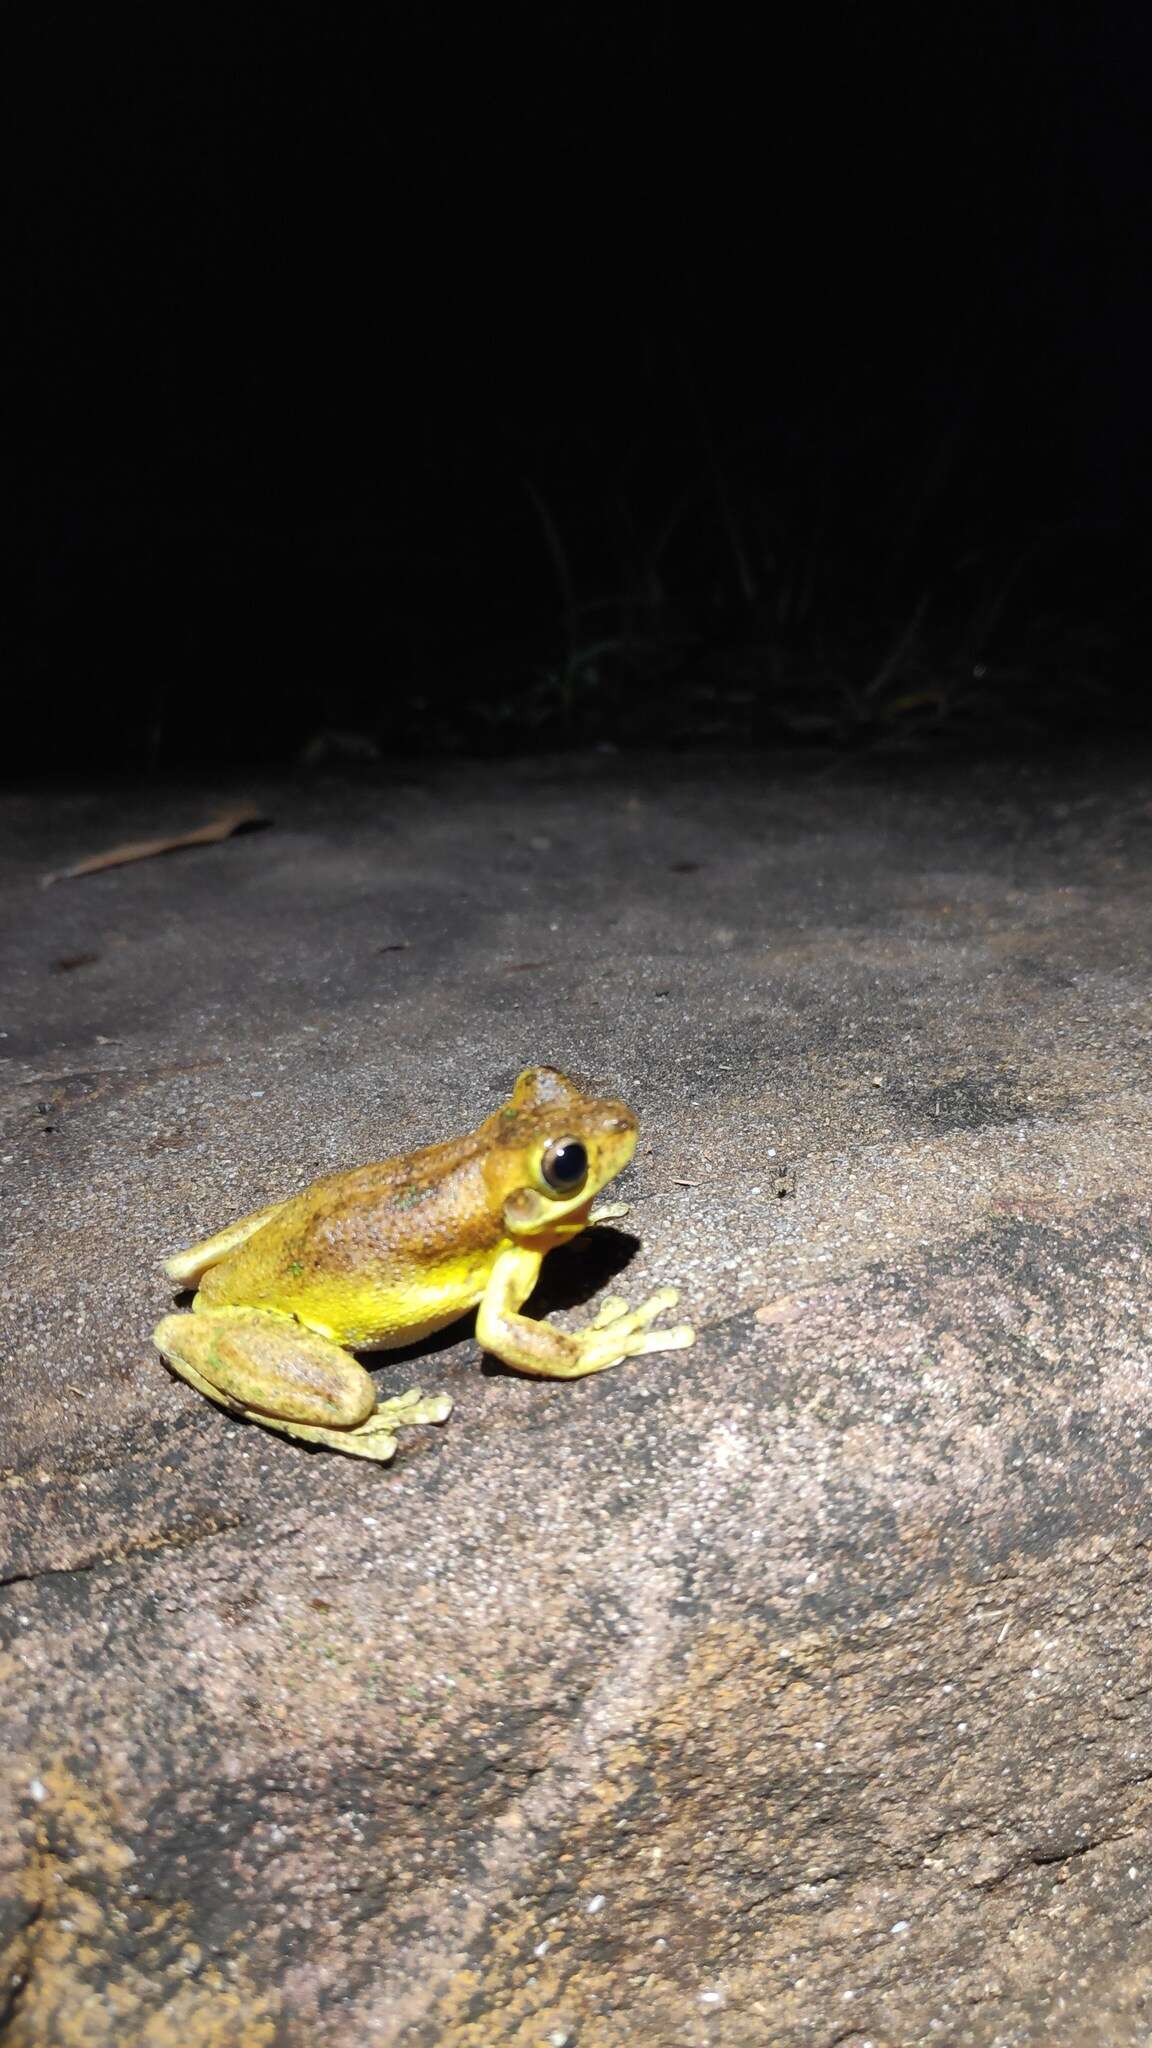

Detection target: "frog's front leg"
[153, 1306, 452, 1461]
[475, 1246, 695, 1381]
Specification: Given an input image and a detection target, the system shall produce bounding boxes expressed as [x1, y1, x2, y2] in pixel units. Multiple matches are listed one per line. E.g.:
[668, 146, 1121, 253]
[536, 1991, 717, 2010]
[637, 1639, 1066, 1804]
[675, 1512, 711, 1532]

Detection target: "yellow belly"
[199, 1247, 497, 1351]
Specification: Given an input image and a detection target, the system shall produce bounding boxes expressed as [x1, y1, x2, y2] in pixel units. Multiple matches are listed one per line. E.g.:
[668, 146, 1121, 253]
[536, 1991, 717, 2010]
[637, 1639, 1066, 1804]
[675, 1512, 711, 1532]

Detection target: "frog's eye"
[540, 1137, 588, 1196]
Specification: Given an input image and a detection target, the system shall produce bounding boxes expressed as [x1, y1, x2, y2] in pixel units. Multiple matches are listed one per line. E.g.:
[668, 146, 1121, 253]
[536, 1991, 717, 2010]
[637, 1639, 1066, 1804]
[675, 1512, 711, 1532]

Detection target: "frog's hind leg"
[162, 1198, 292, 1289]
[153, 1306, 452, 1461]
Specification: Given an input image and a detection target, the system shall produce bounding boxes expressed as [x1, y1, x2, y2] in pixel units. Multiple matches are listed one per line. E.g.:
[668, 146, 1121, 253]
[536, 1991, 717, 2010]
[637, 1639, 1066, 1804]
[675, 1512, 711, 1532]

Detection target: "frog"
[153, 1065, 694, 1461]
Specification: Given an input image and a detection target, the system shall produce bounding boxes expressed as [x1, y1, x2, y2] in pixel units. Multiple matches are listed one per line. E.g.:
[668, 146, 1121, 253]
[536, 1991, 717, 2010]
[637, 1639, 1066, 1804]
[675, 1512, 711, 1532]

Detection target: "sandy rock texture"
[4, 754, 1152, 2045]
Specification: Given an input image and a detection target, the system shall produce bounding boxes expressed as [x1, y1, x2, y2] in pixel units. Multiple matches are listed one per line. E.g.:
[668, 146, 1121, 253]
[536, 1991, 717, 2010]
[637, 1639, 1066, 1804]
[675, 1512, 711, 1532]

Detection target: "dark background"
[20, 6, 1152, 770]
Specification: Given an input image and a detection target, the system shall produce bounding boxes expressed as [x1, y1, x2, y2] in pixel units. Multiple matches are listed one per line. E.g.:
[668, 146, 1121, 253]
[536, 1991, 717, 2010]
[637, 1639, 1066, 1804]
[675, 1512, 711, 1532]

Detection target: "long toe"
[617, 1286, 681, 1336]
[376, 1389, 454, 1428]
[627, 1322, 696, 1357]
[591, 1295, 632, 1329]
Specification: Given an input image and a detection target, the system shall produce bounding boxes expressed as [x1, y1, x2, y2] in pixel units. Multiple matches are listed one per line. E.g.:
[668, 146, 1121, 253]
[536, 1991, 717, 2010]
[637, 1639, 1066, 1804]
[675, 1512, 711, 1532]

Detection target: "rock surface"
[4, 752, 1152, 2046]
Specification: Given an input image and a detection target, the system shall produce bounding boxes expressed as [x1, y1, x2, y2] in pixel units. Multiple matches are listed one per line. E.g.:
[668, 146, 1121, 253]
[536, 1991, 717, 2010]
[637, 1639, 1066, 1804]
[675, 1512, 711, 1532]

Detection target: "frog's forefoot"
[152, 1308, 452, 1461]
[589, 1285, 696, 1357]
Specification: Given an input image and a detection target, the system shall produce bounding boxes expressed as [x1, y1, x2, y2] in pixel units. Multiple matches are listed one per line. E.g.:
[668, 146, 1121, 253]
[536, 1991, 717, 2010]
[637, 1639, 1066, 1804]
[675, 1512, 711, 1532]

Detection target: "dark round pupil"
[543, 1139, 587, 1192]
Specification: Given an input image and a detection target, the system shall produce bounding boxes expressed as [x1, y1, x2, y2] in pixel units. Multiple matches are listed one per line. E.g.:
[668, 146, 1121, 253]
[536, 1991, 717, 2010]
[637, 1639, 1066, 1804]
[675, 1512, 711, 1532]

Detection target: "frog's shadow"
[378, 1226, 642, 1375]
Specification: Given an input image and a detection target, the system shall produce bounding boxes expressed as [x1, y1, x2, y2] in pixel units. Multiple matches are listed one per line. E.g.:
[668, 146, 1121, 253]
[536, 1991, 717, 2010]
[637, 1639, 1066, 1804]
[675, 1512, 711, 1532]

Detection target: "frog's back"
[196, 1131, 504, 1348]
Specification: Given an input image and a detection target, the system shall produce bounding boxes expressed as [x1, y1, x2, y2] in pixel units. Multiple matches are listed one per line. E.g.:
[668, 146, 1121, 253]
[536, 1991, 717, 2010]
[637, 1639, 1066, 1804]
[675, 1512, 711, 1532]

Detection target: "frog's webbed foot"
[245, 1389, 454, 1461]
[153, 1308, 452, 1462]
[588, 1285, 696, 1359]
[588, 1199, 630, 1226]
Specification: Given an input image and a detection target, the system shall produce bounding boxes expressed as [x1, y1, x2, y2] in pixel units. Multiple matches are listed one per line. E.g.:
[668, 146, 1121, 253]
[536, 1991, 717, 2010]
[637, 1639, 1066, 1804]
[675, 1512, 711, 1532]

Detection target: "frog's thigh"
[154, 1306, 376, 1427]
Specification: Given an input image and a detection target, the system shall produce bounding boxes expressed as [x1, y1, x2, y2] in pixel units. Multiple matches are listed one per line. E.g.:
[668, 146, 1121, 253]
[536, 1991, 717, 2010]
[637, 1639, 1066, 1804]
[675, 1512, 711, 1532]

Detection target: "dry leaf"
[43, 806, 268, 886]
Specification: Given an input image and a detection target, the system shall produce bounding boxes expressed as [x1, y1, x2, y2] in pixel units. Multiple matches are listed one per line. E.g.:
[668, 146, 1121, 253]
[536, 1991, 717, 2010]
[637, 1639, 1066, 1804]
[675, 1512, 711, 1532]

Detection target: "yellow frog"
[153, 1066, 694, 1460]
